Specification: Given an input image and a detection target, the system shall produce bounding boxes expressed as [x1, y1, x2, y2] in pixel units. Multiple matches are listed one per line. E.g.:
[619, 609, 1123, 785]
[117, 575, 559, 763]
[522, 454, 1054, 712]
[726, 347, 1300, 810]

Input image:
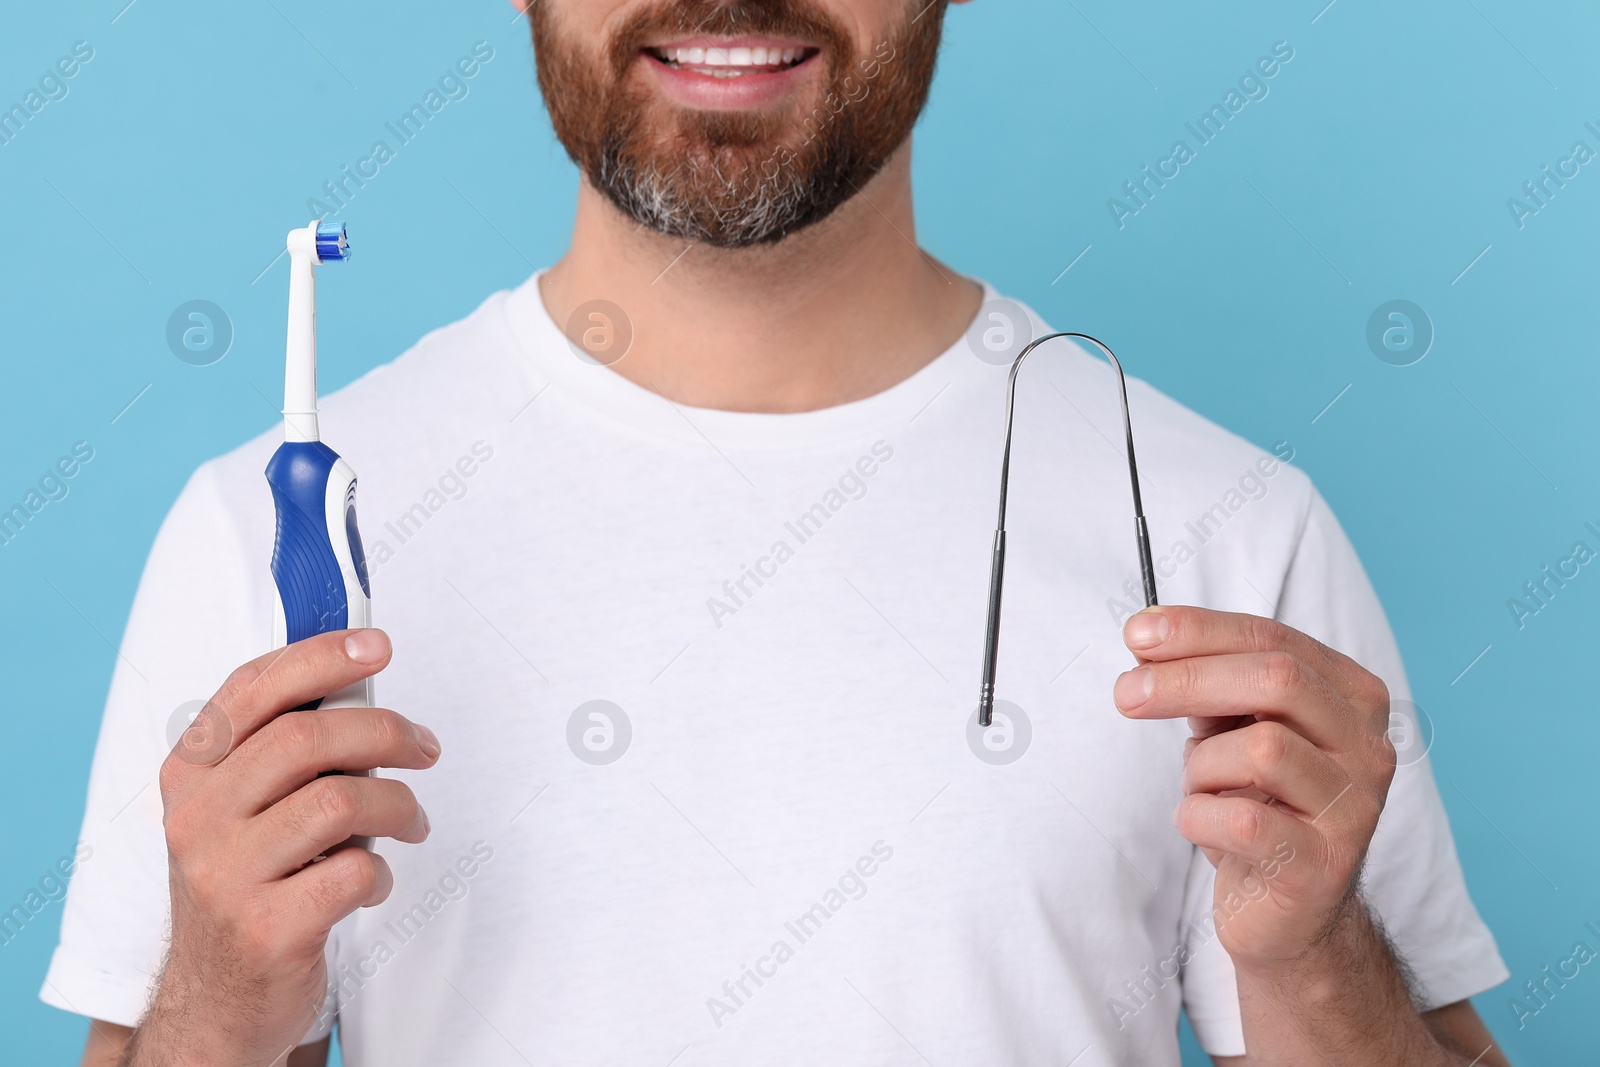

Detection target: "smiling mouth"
[646, 44, 818, 78]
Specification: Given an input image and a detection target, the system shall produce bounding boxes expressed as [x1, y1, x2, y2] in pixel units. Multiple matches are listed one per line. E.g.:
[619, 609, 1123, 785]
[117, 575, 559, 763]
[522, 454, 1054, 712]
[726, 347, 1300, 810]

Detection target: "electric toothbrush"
[266, 220, 373, 717]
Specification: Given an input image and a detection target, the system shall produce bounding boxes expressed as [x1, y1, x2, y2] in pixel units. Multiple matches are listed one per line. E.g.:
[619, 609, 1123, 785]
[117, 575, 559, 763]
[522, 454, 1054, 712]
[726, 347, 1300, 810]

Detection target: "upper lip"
[647, 36, 815, 52]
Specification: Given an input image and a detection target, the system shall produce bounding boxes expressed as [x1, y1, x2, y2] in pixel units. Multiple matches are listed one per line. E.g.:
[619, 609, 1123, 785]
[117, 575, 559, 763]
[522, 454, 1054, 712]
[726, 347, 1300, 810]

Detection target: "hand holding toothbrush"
[128, 629, 438, 1067]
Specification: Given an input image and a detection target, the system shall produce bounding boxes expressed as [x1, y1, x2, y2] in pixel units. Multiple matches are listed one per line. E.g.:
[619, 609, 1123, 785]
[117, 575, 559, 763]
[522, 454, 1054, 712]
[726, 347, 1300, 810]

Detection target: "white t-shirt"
[43, 276, 1506, 1064]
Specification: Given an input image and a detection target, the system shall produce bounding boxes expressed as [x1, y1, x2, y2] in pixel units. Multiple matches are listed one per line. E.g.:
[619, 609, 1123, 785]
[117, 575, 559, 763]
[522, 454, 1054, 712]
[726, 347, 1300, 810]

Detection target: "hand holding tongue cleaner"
[266, 221, 373, 714]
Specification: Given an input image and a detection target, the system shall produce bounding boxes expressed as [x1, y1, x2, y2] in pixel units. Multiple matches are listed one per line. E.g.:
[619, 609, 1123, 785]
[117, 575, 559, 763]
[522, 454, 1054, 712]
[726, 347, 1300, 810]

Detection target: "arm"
[82, 1022, 330, 1067]
[1422, 1001, 1507, 1064]
[1114, 606, 1509, 1066]
[1231, 908, 1510, 1066]
[1210, 999, 1506, 1066]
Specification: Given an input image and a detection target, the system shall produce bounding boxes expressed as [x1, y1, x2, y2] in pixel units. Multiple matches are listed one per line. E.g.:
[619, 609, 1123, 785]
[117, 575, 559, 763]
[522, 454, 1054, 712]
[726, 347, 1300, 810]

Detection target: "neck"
[538, 142, 984, 414]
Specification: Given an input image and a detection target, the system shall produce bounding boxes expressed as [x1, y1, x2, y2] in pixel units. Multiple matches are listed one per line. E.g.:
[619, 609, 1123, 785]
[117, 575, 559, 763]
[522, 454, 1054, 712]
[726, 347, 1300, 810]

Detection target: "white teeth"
[656, 45, 806, 69]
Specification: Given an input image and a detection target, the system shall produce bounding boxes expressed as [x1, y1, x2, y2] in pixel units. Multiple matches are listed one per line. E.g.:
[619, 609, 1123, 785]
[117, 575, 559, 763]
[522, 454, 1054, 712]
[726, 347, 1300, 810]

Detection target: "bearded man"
[49, 2, 1509, 1064]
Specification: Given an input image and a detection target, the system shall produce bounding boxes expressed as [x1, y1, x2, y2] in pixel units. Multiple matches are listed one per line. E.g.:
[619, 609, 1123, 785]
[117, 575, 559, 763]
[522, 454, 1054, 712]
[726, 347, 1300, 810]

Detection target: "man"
[47, 1, 1510, 1064]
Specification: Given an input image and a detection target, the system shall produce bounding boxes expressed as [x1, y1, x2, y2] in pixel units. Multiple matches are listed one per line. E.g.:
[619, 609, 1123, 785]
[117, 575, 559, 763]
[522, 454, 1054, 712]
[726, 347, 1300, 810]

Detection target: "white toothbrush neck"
[284, 228, 321, 443]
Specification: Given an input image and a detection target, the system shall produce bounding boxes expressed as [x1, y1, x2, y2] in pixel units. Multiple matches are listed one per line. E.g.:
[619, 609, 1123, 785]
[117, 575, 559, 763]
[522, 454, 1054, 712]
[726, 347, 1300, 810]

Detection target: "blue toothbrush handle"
[266, 441, 375, 848]
[266, 440, 372, 682]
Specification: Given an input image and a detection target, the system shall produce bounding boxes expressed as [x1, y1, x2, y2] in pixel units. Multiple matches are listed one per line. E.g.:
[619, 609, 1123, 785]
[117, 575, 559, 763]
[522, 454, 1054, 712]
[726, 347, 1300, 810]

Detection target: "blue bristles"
[316, 222, 350, 262]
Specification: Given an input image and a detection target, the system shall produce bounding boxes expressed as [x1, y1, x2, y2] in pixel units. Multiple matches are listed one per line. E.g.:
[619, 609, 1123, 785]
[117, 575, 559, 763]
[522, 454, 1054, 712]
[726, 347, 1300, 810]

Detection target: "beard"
[530, 0, 946, 249]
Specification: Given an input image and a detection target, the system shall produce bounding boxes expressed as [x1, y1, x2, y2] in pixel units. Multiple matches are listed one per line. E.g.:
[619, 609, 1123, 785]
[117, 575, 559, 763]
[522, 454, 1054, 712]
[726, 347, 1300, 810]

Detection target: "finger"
[249, 775, 429, 877]
[1184, 713, 1255, 745]
[1183, 721, 1349, 818]
[275, 846, 395, 945]
[165, 630, 393, 777]
[1175, 793, 1316, 873]
[218, 706, 441, 815]
[1114, 651, 1355, 751]
[1122, 606, 1388, 711]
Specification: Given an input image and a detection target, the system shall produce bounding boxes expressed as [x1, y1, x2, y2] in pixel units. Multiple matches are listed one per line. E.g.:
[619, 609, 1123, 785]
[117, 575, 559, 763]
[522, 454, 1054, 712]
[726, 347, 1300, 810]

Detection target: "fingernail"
[345, 629, 390, 664]
[1114, 667, 1154, 712]
[1124, 610, 1169, 651]
[420, 808, 431, 836]
[368, 856, 394, 906]
[415, 724, 441, 760]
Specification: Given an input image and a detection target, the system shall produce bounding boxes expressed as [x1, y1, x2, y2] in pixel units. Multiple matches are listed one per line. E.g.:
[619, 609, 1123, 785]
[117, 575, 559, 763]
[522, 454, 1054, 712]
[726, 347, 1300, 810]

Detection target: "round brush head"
[316, 221, 351, 263]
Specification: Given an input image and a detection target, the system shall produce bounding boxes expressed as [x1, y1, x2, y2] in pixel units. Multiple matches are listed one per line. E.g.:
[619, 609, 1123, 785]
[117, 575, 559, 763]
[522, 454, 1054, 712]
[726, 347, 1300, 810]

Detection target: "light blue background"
[3, 1, 1595, 1063]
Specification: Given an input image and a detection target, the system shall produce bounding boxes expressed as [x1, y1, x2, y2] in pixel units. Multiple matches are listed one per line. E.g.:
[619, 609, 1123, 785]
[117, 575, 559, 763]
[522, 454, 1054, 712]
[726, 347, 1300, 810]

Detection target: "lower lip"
[639, 52, 819, 110]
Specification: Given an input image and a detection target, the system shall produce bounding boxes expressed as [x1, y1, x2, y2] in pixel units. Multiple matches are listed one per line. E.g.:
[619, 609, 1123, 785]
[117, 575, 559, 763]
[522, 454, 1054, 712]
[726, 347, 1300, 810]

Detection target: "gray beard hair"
[596, 151, 827, 249]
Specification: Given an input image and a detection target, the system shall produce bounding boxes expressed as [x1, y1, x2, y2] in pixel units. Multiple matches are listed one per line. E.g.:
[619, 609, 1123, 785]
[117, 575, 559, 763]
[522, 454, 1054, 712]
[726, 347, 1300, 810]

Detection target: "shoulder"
[193, 285, 528, 523]
[1129, 372, 1316, 533]
[985, 294, 1324, 617]
[1122, 370, 1319, 612]
[992, 300, 1319, 556]
[319, 285, 526, 430]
